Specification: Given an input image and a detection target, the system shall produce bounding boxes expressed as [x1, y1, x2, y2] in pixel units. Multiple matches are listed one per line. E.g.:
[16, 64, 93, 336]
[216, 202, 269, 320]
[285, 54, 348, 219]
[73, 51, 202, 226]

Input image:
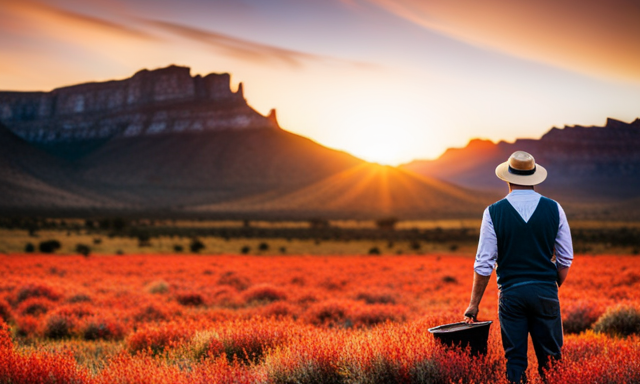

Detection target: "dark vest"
[489, 196, 559, 290]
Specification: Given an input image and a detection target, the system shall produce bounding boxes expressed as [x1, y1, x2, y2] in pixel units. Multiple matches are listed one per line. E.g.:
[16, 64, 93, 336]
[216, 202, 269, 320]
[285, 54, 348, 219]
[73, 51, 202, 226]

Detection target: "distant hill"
[402, 118, 640, 219]
[0, 65, 488, 219]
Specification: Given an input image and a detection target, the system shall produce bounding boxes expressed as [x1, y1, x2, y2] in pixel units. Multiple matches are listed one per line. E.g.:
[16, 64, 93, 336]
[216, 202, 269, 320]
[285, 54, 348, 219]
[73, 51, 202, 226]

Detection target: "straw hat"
[495, 151, 547, 186]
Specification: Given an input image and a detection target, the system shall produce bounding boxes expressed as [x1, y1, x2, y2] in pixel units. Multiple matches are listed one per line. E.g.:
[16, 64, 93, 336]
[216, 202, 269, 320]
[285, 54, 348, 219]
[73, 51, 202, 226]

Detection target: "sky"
[1, 0, 639, 165]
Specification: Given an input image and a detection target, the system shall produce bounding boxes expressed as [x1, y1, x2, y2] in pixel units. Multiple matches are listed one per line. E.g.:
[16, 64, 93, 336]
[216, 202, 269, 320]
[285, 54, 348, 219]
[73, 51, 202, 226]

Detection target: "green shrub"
[38, 240, 61, 253]
[593, 305, 640, 337]
[75, 244, 91, 257]
[24, 243, 35, 253]
[190, 238, 205, 253]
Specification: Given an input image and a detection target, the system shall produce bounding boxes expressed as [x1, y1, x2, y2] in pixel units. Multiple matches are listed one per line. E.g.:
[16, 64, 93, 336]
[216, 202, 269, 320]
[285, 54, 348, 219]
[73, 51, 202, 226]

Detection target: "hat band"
[508, 165, 536, 176]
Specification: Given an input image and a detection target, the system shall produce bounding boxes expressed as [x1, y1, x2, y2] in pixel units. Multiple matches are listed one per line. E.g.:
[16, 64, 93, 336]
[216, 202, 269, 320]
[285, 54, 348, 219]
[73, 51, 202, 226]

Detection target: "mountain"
[402, 118, 640, 219]
[0, 65, 488, 219]
[188, 164, 490, 220]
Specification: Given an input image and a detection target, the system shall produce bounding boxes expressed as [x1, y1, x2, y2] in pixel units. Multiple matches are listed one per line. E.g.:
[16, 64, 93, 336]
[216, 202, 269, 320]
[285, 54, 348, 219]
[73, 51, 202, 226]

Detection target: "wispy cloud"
[141, 19, 370, 69]
[363, 0, 640, 82]
[0, 0, 156, 41]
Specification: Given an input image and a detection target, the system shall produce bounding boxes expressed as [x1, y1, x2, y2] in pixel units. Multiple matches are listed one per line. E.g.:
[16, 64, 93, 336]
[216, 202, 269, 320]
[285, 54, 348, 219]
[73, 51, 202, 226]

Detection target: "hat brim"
[495, 162, 547, 186]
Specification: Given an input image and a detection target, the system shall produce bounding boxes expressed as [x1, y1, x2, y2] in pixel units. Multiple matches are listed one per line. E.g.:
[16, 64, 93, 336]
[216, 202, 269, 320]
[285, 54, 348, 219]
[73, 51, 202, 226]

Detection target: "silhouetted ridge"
[0, 66, 487, 219]
[402, 117, 640, 219]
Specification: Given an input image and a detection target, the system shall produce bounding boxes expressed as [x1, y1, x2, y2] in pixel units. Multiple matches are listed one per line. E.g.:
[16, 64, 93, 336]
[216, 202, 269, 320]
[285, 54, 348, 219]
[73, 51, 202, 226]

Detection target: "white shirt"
[474, 190, 574, 276]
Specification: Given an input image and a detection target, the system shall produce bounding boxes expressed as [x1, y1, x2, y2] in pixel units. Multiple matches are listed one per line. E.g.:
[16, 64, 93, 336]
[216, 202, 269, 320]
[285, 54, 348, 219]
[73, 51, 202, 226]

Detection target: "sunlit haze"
[1, 0, 639, 165]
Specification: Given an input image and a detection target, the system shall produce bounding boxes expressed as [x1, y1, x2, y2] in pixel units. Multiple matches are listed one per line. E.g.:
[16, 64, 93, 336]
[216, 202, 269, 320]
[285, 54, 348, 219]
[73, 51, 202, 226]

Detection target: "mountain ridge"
[402, 117, 640, 218]
[0, 65, 488, 219]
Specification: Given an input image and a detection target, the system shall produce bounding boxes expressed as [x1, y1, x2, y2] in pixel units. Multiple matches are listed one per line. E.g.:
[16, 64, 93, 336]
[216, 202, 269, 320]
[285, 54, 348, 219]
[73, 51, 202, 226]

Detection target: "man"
[463, 151, 573, 383]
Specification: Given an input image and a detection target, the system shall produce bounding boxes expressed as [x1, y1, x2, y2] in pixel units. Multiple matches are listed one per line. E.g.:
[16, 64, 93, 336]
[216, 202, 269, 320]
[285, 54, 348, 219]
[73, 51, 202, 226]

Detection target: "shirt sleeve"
[555, 203, 574, 268]
[474, 207, 498, 276]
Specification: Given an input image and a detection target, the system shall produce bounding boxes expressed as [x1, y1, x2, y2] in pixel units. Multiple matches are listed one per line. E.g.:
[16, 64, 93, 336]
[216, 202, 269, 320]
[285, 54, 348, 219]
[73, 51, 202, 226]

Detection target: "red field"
[1, 254, 639, 383]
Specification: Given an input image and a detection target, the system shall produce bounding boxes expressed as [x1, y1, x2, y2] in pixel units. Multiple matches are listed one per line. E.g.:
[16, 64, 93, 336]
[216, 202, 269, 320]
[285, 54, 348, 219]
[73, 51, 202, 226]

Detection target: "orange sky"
[1, 0, 639, 165]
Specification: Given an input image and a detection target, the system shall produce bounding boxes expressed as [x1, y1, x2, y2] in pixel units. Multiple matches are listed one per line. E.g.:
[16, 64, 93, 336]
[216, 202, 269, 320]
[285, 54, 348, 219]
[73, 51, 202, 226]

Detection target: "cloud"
[364, 0, 640, 82]
[0, 0, 156, 41]
[142, 19, 351, 69]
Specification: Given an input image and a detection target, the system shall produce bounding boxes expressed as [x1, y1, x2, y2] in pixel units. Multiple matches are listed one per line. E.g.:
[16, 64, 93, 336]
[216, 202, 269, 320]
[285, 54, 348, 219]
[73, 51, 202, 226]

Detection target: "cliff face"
[0, 65, 278, 144]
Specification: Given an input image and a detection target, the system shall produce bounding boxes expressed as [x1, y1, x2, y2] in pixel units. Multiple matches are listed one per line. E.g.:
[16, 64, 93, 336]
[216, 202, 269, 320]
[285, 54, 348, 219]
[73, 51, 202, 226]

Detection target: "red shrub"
[42, 312, 77, 339]
[176, 292, 205, 306]
[0, 319, 90, 383]
[17, 297, 55, 317]
[82, 315, 126, 341]
[209, 286, 242, 307]
[350, 303, 408, 327]
[305, 300, 353, 327]
[127, 321, 195, 354]
[14, 283, 62, 306]
[132, 303, 180, 323]
[562, 300, 604, 334]
[217, 271, 251, 291]
[355, 290, 397, 305]
[0, 299, 12, 323]
[202, 318, 306, 364]
[242, 284, 287, 304]
[545, 332, 640, 384]
[15, 314, 39, 337]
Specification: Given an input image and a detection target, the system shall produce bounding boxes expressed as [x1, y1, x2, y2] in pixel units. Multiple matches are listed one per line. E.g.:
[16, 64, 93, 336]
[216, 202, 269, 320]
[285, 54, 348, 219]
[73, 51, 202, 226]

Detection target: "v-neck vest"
[489, 196, 559, 291]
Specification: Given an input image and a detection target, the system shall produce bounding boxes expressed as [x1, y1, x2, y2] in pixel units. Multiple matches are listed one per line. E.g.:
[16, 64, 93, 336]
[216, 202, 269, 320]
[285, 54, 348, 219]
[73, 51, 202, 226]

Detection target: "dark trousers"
[499, 282, 563, 383]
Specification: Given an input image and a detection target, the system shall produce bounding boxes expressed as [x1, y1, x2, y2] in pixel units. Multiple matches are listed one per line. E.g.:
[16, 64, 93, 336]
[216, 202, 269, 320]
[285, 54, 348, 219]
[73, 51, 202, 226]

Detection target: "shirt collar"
[506, 189, 540, 198]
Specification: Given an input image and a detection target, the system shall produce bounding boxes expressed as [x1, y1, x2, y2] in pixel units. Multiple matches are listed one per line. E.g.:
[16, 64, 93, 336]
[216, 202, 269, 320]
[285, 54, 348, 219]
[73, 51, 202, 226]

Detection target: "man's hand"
[464, 305, 478, 323]
[464, 272, 491, 323]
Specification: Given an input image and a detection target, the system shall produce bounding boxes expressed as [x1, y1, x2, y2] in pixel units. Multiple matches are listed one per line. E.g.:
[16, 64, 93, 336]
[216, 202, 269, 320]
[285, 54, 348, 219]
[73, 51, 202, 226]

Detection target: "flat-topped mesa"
[0, 65, 279, 143]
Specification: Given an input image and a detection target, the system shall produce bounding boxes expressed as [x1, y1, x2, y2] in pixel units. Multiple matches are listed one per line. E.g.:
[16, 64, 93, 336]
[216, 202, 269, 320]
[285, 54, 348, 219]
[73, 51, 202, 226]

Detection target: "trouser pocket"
[538, 296, 560, 318]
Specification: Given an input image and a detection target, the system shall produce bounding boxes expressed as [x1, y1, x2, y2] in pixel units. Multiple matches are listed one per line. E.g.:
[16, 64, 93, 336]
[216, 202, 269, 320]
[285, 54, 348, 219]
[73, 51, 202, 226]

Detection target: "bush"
[258, 242, 269, 251]
[128, 322, 194, 354]
[563, 301, 604, 334]
[190, 238, 205, 253]
[218, 272, 251, 291]
[173, 244, 184, 252]
[351, 304, 408, 327]
[38, 239, 61, 253]
[66, 294, 91, 303]
[75, 243, 91, 257]
[15, 283, 62, 304]
[17, 297, 54, 317]
[145, 280, 169, 294]
[24, 243, 35, 253]
[133, 304, 174, 323]
[43, 313, 75, 339]
[0, 299, 11, 323]
[241, 246, 251, 254]
[593, 305, 640, 337]
[368, 247, 381, 255]
[81, 316, 125, 341]
[355, 290, 397, 305]
[243, 284, 287, 304]
[176, 292, 205, 306]
[442, 275, 458, 284]
[305, 300, 352, 327]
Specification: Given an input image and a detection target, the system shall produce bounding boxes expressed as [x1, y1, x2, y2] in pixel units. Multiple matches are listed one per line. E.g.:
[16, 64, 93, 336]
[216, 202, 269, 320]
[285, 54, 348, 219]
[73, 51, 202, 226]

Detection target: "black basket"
[428, 321, 492, 356]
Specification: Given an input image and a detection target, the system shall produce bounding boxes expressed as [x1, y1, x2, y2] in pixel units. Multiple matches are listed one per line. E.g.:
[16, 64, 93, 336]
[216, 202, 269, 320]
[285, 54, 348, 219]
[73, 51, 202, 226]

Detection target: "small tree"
[25, 243, 35, 253]
[39, 240, 61, 253]
[75, 244, 91, 257]
[190, 238, 205, 253]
